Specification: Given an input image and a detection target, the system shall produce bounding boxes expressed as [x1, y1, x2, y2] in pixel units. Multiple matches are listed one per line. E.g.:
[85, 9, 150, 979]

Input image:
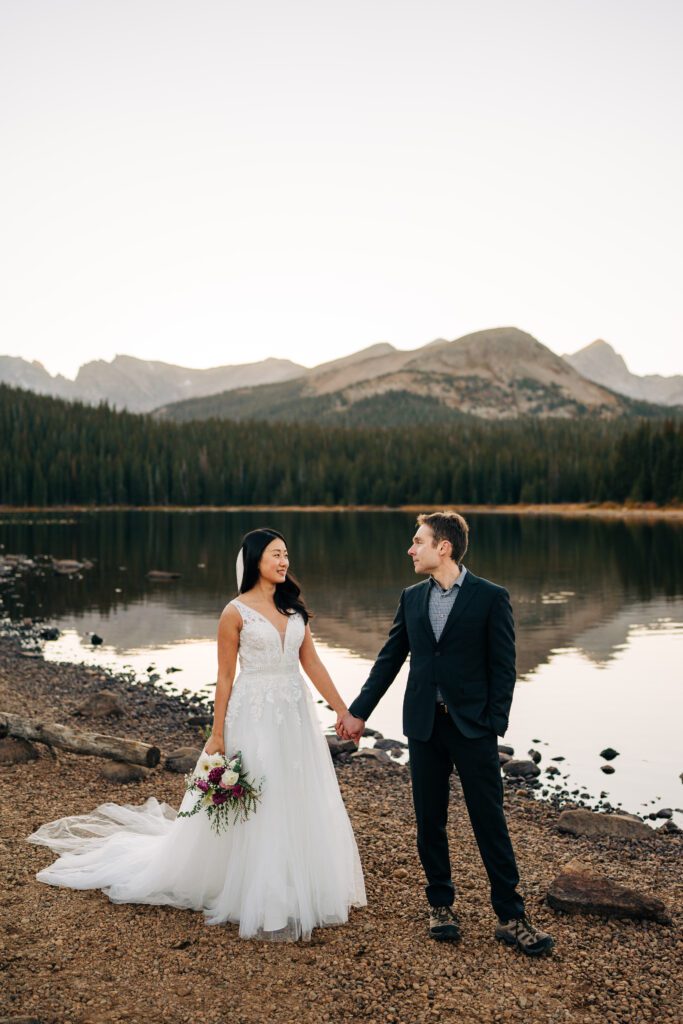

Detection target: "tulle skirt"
[26, 670, 366, 941]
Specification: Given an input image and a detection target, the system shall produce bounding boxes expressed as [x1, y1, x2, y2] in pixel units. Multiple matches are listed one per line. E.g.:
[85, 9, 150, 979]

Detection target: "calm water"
[1, 510, 681, 824]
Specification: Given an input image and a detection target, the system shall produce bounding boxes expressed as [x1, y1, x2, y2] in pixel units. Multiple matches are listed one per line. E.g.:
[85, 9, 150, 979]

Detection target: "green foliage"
[0, 384, 681, 506]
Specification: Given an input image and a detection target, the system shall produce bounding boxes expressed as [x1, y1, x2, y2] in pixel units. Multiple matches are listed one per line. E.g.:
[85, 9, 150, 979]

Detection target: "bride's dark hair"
[238, 528, 312, 624]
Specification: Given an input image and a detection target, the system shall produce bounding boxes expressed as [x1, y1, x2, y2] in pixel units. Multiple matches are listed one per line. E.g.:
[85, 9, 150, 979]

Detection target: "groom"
[338, 511, 554, 956]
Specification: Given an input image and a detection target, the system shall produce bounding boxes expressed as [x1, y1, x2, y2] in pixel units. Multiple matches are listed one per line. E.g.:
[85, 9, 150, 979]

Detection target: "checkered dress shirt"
[429, 565, 467, 703]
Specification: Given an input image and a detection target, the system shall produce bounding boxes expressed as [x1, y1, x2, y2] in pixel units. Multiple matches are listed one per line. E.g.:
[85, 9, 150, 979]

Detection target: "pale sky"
[1, 0, 681, 380]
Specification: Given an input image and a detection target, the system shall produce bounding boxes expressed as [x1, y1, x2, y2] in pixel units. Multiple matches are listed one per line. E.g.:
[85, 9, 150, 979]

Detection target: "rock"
[556, 808, 652, 840]
[600, 747, 619, 760]
[528, 748, 542, 763]
[657, 820, 681, 835]
[101, 761, 150, 784]
[188, 713, 213, 728]
[147, 570, 181, 580]
[0, 736, 39, 764]
[0, 1017, 44, 1023]
[601, 765, 616, 774]
[502, 759, 541, 779]
[656, 808, 673, 818]
[363, 728, 382, 738]
[551, 755, 565, 761]
[498, 752, 512, 766]
[52, 558, 84, 575]
[498, 744, 514, 756]
[326, 735, 357, 757]
[75, 690, 125, 718]
[545, 766, 560, 776]
[392, 867, 408, 880]
[91, 633, 103, 645]
[374, 737, 407, 750]
[165, 746, 201, 772]
[350, 747, 392, 765]
[39, 626, 60, 640]
[547, 861, 671, 923]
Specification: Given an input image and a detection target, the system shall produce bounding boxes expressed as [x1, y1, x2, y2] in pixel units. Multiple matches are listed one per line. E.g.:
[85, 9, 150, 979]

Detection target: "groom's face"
[408, 524, 443, 575]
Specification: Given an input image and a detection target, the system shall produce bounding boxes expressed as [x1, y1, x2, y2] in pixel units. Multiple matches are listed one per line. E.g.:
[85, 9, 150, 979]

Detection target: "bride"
[26, 527, 366, 941]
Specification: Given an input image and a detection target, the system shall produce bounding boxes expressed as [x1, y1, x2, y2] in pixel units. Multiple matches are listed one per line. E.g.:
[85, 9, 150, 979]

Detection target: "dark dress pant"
[408, 711, 525, 921]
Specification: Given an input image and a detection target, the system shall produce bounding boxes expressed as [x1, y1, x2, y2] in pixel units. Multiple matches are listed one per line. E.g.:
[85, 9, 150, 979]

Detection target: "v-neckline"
[234, 598, 291, 653]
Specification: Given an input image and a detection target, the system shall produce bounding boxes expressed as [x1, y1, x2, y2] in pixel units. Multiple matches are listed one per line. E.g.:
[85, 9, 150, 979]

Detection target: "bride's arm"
[206, 605, 240, 752]
[299, 624, 348, 719]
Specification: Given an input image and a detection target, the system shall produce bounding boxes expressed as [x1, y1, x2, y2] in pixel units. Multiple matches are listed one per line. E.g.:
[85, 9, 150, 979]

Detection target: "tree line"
[0, 384, 680, 506]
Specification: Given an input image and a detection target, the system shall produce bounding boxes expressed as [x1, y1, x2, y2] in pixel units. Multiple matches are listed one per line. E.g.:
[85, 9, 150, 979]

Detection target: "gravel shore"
[1, 627, 681, 1024]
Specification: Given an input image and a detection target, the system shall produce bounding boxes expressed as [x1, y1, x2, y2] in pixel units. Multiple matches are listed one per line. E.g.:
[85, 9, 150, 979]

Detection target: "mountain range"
[564, 339, 683, 407]
[0, 353, 303, 413]
[1, 329, 679, 424]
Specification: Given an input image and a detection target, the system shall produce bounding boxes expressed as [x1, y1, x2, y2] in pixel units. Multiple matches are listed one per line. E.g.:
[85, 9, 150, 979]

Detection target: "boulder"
[502, 759, 541, 779]
[326, 735, 357, 758]
[374, 737, 407, 750]
[600, 747, 619, 760]
[655, 808, 673, 819]
[601, 765, 615, 774]
[556, 808, 651, 841]
[498, 744, 514, 756]
[52, 558, 84, 575]
[350, 747, 392, 765]
[547, 861, 670, 923]
[165, 747, 201, 773]
[0, 736, 39, 764]
[75, 690, 125, 718]
[498, 751, 512, 766]
[528, 748, 542, 763]
[39, 626, 60, 641]
[101, 761, 150, 784]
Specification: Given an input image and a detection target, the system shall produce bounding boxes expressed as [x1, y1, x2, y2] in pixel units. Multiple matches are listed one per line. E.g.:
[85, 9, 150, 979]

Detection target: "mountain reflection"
[1, 511, 682, 678]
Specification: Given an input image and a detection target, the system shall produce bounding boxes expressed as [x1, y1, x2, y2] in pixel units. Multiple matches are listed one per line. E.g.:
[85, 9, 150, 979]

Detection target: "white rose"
[220, 770, 239, 788]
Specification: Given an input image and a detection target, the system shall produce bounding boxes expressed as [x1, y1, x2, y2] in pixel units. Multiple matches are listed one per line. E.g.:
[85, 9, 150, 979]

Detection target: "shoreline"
[1, 501, 682, 521]
[1, 626, 681, 1023]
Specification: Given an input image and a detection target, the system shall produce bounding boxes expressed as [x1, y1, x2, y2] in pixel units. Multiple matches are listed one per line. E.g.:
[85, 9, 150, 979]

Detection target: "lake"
[1, 509, 681, 825]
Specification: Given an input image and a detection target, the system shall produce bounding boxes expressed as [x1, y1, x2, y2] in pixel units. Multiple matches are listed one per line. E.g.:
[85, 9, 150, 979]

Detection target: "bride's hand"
[204, 734, 225, 756]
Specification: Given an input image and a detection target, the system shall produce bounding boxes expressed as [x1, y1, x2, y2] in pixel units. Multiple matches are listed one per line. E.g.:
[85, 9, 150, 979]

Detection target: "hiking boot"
[429, 904, 461, 942]
[495, 914, 554, 956]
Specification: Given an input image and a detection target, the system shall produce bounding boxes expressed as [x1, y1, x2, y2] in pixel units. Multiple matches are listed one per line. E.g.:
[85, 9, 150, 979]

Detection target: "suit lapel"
[418, 580, 437, 647]
[436, 569, 480, 646]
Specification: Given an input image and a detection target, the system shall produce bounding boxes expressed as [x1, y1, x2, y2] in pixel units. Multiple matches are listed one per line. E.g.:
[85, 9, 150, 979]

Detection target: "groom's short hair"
[417, 511, 469, 563]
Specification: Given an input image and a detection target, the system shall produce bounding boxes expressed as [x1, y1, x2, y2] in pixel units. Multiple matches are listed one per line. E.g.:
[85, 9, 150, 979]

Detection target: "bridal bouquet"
[177, 750, 263, 835]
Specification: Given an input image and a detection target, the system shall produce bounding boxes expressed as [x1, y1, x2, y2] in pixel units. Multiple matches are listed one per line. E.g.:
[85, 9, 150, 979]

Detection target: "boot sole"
[430, 928, 462, 943]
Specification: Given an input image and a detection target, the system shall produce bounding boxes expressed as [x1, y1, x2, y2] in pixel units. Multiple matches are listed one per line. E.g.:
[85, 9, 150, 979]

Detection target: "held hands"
[335, 711, 365, 744]
[204, 733, 225, 756]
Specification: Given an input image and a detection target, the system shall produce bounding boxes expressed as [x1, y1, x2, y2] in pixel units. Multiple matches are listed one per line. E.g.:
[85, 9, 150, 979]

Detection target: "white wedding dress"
[26, 598, 366, 940]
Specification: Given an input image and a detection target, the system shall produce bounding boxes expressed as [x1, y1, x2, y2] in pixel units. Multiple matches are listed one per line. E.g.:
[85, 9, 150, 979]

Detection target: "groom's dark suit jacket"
[347, 570, 516, 741]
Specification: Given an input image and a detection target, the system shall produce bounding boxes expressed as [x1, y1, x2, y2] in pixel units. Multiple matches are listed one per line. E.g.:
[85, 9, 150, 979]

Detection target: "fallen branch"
[0, 711, 160, 767]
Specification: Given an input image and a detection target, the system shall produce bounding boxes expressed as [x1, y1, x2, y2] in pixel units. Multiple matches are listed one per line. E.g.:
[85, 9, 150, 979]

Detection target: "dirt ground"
[1, 635, 681, 1024]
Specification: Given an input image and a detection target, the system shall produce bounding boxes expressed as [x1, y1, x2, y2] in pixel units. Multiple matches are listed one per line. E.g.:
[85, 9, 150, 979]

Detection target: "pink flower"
[232, 784, 244, 799]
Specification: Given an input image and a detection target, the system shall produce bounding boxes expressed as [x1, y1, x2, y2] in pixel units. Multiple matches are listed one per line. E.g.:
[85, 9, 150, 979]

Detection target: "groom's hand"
[337, 711, 365, 744]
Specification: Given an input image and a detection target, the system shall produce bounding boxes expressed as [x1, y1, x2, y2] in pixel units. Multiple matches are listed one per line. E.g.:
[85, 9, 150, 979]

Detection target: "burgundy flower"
[208, 766, 224, 785]
[196, 779, 209, 793]
[212, 792, 228, 805]
[232, 784, 244, 799]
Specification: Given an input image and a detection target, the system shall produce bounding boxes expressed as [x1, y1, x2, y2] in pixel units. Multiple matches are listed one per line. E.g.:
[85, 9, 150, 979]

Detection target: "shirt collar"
[430, 564, 467, 594]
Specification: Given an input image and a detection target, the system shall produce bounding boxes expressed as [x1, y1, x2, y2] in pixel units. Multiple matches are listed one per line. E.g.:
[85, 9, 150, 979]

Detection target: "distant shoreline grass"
[0, 502, 682, 520]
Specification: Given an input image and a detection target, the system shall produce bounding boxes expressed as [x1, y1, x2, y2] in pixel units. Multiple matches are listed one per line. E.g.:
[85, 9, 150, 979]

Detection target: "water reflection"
[1, 511, 681, 820]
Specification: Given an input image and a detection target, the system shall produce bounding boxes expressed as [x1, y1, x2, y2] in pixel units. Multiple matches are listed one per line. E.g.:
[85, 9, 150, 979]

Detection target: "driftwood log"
[0, 711, 160, 767]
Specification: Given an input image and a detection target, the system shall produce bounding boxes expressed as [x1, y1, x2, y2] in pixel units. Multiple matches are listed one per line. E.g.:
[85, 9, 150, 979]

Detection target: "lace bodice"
[229, 598, 306, 672]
